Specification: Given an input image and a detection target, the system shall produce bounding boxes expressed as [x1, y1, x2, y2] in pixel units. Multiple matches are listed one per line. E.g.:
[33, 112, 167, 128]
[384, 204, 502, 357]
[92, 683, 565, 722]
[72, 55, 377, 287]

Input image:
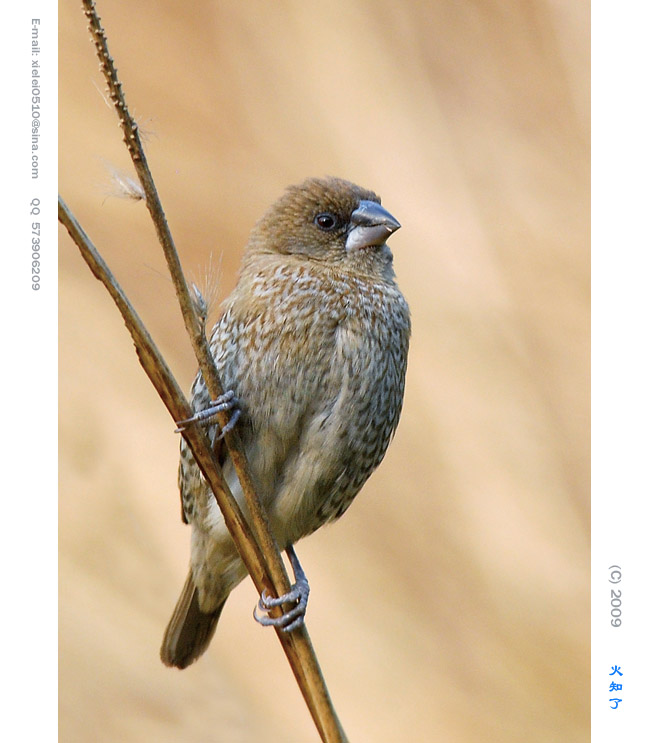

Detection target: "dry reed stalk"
[58, 3, 350, 741]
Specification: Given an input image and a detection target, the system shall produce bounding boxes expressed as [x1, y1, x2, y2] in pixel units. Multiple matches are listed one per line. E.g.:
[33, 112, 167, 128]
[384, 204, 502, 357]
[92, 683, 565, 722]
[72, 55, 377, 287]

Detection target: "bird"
[161, 176, 411, 669]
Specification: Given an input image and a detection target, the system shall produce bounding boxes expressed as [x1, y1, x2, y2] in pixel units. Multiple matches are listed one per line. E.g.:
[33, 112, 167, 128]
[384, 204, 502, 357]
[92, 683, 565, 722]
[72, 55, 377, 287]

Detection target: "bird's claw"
[254, 579, 310, 633]
[175, 390, 240, 436]
[253, 546, 310, 633]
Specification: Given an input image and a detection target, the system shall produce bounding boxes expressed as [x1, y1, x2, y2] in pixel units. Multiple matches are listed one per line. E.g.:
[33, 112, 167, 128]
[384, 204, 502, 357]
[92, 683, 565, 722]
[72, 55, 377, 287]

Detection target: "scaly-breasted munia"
[161, 177, 410, 668]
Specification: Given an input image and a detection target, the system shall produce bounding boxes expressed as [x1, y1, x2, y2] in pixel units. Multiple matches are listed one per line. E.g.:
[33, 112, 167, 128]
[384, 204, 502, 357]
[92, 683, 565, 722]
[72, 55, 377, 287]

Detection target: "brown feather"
[164, 177, 409, 667]
[160, 570, 225, 669]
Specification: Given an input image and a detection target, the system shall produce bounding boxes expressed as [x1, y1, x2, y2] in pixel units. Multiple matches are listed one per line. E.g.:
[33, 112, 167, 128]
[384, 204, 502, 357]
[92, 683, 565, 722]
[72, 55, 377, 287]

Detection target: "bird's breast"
[212, 262, 408, 457]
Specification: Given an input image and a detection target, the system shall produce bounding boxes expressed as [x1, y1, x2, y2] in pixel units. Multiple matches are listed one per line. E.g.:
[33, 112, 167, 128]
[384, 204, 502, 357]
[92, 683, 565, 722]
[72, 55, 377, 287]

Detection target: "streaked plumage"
[162, 177, 410, 668]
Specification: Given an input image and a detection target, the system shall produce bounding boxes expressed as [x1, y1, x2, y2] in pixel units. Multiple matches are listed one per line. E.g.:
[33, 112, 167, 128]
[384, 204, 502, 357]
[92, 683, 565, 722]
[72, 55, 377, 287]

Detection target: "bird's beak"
[346, 200, 401, 251]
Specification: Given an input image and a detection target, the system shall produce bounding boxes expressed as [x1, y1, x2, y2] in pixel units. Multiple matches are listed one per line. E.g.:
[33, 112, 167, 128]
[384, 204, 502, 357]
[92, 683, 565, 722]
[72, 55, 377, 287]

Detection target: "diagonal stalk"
[68, 4, 349, 740]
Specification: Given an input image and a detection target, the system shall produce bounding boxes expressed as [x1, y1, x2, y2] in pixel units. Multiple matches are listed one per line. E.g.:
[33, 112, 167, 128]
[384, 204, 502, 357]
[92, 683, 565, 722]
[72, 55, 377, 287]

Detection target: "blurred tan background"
[59, 1, 589, 741]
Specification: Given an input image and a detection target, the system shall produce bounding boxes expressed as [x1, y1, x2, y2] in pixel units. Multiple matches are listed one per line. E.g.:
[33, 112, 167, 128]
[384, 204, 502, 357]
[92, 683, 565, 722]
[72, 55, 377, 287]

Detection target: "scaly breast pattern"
[182, 258, 410, 547]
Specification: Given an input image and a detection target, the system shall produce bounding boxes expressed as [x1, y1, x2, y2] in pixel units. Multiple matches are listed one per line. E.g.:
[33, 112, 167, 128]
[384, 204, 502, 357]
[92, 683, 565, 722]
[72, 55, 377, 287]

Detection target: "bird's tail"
[160, 570, 226, 669]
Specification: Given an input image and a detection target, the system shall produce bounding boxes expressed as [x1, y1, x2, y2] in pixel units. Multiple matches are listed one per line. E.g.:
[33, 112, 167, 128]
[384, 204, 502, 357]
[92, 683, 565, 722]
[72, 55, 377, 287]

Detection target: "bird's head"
[246, 177, 401, 277]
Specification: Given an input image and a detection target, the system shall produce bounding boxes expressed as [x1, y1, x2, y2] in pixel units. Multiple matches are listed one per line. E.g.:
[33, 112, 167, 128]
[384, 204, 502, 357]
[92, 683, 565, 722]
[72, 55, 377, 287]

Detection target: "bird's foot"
[175, 389, 241, 438]
[254, 545, 310, 633]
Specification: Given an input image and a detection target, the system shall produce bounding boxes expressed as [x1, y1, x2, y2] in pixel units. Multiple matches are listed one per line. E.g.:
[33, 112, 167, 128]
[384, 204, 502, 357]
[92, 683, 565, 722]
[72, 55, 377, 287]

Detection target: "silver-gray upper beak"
[346, 200, 401, 251]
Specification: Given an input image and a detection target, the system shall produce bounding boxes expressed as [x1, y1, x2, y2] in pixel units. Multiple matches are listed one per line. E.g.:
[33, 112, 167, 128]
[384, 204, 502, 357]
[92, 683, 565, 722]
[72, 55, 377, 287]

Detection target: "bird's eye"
[314, 213, 338, 231]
